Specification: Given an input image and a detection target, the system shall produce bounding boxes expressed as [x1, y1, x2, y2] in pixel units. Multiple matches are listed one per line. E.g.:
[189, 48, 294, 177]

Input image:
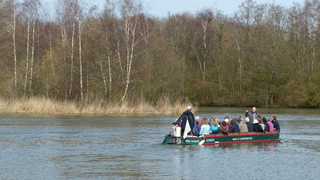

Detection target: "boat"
[162, 131, 280, 145]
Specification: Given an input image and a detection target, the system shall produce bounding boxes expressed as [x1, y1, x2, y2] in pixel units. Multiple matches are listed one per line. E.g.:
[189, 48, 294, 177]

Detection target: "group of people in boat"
[172, 106, 280, 137]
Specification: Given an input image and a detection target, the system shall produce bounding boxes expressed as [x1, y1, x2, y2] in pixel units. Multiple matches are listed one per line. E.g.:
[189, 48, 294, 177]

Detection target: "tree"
[119, 0, 149, 102]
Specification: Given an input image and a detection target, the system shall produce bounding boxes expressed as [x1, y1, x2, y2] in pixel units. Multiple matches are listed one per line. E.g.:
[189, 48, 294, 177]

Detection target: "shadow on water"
[159, 140, 281, 153]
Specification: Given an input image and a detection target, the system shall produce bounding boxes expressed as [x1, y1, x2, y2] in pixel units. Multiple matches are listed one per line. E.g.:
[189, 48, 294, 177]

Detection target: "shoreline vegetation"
[2, 0, 320, 109]
[0, 97, 193, 115]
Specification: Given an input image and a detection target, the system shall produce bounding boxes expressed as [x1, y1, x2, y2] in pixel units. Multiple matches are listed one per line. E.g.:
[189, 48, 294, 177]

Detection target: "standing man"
[178, 106, 195, 136]
[245, 107, 261, 124]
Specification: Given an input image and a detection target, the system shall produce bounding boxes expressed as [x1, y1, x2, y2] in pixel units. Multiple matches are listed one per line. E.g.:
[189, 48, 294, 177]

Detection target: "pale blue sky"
[42, 0, 306, 17]
[144, 0, 305, 16]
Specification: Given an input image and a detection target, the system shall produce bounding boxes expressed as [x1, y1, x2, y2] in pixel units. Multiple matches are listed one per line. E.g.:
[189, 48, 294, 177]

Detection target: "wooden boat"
[162, 131, 280, 145]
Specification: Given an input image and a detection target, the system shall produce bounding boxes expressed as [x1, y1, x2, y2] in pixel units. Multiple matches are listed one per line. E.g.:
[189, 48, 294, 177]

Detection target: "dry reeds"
[0, 97, 195, 115]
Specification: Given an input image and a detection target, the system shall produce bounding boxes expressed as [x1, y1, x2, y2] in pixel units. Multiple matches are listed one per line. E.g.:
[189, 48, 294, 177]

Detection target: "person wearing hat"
[175, 106, 195, 136]
[245, 107, 261, 124]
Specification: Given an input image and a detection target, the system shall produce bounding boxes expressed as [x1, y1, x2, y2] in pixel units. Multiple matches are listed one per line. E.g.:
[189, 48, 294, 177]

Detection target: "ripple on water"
[0, 109, 320, 179]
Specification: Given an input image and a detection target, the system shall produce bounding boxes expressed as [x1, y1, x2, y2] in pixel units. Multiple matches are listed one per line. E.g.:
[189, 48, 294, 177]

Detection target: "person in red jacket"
[224, 116, 233, 132]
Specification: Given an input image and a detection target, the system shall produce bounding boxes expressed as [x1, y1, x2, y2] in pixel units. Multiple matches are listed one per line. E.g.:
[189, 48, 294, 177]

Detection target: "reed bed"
[0, 97, 194, 115]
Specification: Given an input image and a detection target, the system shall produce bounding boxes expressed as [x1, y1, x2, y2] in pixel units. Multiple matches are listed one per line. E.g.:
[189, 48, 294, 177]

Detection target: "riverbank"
[0, 97, 193, 115]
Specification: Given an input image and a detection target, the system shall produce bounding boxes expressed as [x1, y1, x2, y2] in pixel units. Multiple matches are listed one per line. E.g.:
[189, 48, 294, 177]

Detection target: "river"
[0, 107, 319, 179]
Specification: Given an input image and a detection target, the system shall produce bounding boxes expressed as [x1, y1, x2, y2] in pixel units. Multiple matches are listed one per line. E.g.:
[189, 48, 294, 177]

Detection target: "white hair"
[195, 116, 200, 120]
[187, 106, 192, 110]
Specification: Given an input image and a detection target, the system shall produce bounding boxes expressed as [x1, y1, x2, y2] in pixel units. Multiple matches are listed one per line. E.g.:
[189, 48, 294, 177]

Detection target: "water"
[0, 107, 319, 179]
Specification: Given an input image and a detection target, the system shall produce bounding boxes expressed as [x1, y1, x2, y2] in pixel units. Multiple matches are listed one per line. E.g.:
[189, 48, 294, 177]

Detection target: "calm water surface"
[0, 107, 320, 180]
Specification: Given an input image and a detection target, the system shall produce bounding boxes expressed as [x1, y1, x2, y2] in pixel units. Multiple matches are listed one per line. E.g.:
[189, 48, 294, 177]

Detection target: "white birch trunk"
[105, 32, 112, 99]
[108, 51, 112, 98]
[47, 29, 52, 98]
[100, 59, 108, 98]
[86, 64, 89, 103]
[120, 5, 140, 102]
[29, 8, 36, 94]
[79, 10, 83, 101]
[24, 21, 30, 96]
[13, 4, 17, 94]
[69, 16, 75, 97]
[201, 19, 207, 84]
[120, 11, 132, 102]
[235, 29, 242, 91]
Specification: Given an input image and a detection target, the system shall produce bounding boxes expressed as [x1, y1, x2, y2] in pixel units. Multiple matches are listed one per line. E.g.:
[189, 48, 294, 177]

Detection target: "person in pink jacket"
[267, 118, 274, 132]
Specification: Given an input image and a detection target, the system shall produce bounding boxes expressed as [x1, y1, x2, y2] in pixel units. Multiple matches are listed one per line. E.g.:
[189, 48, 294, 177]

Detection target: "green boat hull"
[162, 132, 280, 145]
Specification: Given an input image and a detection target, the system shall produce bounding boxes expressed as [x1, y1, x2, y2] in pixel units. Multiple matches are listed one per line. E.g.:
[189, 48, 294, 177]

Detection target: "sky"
[42, 0, 306, 17]
[144, 0, 305, 17]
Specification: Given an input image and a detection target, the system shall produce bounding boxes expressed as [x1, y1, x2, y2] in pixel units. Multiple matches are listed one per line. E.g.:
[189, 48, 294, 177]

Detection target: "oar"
[198, 136, 205, 145]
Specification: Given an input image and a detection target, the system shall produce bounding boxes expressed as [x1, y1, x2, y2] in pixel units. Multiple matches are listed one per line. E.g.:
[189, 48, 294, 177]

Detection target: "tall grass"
[0, 97, 194, 115]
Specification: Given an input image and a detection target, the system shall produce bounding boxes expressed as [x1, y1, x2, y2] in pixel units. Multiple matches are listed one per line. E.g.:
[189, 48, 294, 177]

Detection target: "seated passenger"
[246, 118, 254, 132]
[200, 118, 204, 129]
[230, 118, 240, 133]
[215, 118, 221, 127]
[210, 121, 219, 134]
[267, 118, 274, 132]
[262, 117, 270, 132]
[237, 116, 242, 124]
[271, 114, 280, 132]
[200, 118, 210, 136]
[238, 116, 248, 133]
[224, 116, 233, 132]
[193, 116, 201, 136]
[218, 121, 228, 135]
[209, 117, 215, 126]
[253, 119, 264, 133]
[259, 118, 265, 131]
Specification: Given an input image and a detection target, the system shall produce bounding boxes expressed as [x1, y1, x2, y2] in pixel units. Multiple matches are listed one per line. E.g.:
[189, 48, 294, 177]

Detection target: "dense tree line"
[1, 0, 320, 107]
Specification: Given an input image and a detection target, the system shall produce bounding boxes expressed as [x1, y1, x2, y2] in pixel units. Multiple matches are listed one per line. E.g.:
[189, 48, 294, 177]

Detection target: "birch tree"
[28, 0, 40, 94]
[56, 0, 70, 99]
[69, 0, 77, 98]
[24, 20, 30, 96]
[78, 6, 84, 101]
[193, 9, 213, 84]
[3, 0, 18, 95]
[119, 0, 148, 102]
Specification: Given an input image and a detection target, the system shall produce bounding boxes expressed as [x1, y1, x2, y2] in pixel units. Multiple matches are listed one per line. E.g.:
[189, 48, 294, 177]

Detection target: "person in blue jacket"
[200, 118, 210, 136]
[271, 114, 280, 132]
[193, 116, 200, 136]
[209, 121, 219, 134]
